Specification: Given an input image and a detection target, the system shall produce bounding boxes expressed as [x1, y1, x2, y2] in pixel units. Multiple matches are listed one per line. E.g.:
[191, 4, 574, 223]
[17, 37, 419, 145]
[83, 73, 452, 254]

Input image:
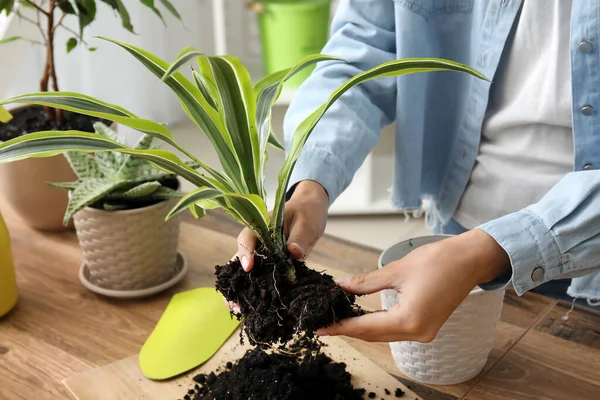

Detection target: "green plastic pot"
[258, 0, 331, 88]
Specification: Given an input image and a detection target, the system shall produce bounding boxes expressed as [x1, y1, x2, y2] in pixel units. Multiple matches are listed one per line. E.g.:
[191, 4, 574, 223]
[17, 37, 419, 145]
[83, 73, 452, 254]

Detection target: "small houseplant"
[57, 121, 188, 295]
[0, 37, 486, 343]
[246, 0, 331, 88]
[0, 0, 180, 230]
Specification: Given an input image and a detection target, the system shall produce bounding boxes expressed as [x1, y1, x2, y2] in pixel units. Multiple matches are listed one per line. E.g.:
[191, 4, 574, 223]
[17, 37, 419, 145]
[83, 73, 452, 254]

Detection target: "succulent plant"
[53, 122, 185, 225]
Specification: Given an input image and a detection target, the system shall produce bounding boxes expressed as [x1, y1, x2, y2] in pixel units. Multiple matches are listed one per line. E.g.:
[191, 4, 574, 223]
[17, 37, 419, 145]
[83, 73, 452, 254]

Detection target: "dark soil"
[189, 347, 366, 400]
[87, 177, 180, 212]
[0, 106, 110, 142]
[215, 254, 363, 347]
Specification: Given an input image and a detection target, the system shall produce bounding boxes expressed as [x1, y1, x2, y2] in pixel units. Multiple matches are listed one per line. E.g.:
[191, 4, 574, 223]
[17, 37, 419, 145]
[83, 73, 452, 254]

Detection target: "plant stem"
[39, 0, 62, 123]
[260, 235, 297, 284]
[24, 0, 50, 16]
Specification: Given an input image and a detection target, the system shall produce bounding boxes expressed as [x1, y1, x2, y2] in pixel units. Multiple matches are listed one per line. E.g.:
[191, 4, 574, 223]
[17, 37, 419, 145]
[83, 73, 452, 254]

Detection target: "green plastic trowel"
[139, 288, 240, 380]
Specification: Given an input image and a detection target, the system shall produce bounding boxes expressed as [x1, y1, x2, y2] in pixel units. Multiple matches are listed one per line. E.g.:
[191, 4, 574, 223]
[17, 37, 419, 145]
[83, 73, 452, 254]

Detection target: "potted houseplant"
[0, 0, 180, 231]
[247, 0, 332, 88]
[56, 122, 188, 296]
[0, 38, 487, 342]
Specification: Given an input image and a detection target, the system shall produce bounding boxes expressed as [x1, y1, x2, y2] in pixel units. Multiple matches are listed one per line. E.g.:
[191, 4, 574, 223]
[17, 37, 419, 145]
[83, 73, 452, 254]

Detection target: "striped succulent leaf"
[65, 152, 104, 179]
[64, 178, 124, 225]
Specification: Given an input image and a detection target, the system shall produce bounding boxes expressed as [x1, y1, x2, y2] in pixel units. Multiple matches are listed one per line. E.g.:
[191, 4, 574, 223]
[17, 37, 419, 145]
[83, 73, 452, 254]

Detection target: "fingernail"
[241, 255, 250, 271]
[232, 305, 241, 314]
[288, 242, 305, 259]
[334, 276, 351, 286]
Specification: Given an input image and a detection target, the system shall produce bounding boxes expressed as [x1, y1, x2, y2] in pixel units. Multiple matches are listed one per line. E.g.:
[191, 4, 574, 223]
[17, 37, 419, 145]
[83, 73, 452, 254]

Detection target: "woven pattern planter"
[73, 198, 181, 291]
[379, 235, 505, 385]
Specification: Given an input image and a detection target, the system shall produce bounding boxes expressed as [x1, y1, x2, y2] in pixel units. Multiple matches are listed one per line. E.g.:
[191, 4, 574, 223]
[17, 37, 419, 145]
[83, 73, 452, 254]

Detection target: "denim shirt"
[283, 0, 600, 304]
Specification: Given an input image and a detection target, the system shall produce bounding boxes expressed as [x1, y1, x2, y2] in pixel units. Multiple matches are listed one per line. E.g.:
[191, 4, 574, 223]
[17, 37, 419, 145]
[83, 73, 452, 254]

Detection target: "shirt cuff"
[286, 146, 346, 207]
[477, 210, 563, 295]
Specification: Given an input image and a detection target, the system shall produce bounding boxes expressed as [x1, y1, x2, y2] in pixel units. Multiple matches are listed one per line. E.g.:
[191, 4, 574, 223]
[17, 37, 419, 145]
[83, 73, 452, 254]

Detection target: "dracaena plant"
[0, 0, 179, 123]
[0, 37, 487, 274]
[55, 122, 184, 225]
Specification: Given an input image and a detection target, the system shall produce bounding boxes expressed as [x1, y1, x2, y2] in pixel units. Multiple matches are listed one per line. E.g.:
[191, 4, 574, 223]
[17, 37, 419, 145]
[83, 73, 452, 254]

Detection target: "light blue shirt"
[284, 0, 600, 304]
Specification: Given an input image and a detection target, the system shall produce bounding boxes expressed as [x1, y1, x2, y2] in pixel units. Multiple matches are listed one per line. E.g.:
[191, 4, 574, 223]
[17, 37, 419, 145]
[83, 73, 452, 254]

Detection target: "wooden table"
[1, 201, 599, 400]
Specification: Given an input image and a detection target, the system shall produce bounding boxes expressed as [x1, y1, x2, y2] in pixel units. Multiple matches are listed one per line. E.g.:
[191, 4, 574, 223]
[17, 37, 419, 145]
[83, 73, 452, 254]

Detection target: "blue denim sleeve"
[477, 171, 600, 295]
[283, 0, 397, 205]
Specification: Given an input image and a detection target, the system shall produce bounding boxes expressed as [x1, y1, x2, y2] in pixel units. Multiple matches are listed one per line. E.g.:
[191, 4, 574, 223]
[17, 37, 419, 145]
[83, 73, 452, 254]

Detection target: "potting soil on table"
[183, 346, 406, 400]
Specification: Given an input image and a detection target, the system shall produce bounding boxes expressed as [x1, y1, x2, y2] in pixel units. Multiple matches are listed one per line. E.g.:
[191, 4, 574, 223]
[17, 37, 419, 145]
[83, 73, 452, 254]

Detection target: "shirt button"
[579, 40, 593, 53]
[583, 163, 594, 170]
[531, 267, 545, 282]
[581, 105, 594, 116]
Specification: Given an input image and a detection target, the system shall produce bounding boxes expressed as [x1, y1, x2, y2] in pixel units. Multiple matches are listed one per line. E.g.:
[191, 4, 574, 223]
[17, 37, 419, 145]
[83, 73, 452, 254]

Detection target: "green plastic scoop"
[139, 288, 240, 380]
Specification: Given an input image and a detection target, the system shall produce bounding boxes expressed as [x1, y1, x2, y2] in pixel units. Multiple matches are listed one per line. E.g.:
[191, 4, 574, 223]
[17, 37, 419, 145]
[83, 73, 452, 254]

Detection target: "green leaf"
[116, 134, 155, 179]
[192, 70, 218, 110]
[93, 122, 125, 176]
[49, 181, 80, 190]
[58, 1, 77, 14]
[271, 58, 489, 240]
[75, 0, 97, 37]
[99, 37, 243, 192]
[65, 151, 103, 179]
[114, 0, 134, 33]
[140, 0, 164, 24]
[204, 56, 260, 195]
[0, 105, 12, 123]
[0, 36, 21, 44]
[147, 186, 182, 200]
[161, 46, 203, 81]
[103, 201, 128, 211]
[0, 0, 15, 15]
[189, 203, 205, 219]
[109, 181, 161, 200]
[158, 0, 180, 20]
[88, 47, 98, 52]
[64, 178, 122, 225]
[0, 92, 179, 149]
[66, 37, 78, 53]
[254, 54, 341, 194]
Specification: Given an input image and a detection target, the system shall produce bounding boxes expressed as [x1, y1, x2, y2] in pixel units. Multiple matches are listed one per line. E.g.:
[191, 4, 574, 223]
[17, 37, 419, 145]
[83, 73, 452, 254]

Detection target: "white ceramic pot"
[378, 235, 505, 385]
[73, 197, 182, 292]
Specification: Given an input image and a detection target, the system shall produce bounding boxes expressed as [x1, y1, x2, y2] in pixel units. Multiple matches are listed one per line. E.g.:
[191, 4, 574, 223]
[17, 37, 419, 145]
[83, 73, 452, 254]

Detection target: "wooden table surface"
[1, 200, 599, 400]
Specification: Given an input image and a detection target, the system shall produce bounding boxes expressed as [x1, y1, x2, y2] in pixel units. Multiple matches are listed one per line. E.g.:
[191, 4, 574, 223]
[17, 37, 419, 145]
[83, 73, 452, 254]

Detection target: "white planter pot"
[73, 198, 182, 292]
[378, 235, 505, 385]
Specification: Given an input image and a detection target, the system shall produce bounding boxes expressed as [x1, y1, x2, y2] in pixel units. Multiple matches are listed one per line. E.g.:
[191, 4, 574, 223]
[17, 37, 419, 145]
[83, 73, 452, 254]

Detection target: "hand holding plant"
[0, 36, 487, 346]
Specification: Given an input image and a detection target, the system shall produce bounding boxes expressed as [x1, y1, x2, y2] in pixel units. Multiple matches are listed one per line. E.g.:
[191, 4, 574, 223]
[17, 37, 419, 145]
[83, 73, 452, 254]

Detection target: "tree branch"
[24, 0, 50, 16]
[56, 22, 88, 45]
[16, 9, 47, 43]
[52, 11, 67, 33]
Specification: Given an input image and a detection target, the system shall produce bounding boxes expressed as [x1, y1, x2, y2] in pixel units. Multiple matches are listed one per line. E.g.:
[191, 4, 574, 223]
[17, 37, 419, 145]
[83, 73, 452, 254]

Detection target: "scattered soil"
[0, 106, 110, 142]
[215, 254, 363, 347]
[188, 347, 366, 400]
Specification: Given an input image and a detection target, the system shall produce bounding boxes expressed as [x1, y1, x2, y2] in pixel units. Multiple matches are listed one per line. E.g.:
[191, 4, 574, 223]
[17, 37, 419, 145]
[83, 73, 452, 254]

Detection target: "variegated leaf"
[108, 181, 161, 200]
[65, 152, 104, 180]
[102, 201, 128, 211]
[146, 186, 182, 200]
[49, 181, 80, 191]
[117, 135, 156, 179]
[64, 178, 124, 225]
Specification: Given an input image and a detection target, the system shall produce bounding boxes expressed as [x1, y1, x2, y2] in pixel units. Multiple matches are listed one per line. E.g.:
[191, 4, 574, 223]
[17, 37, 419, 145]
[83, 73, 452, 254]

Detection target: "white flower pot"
[378, 235, 505, 385]
[73, 198, 182, 292]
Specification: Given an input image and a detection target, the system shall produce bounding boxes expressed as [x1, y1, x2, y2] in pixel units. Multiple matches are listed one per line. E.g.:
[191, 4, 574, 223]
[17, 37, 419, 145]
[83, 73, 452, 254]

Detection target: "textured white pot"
[378, 235, 505, 385]
[73, 197, 181, 291]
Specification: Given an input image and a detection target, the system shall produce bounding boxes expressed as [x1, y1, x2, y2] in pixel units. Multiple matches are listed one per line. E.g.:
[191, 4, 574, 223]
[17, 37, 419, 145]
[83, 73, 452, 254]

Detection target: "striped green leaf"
[271, 58, 489, 238]
[49, 181, 80, 191]
[0, 92, 177, 147]
[204, 56, 260, 194]
[254, 54, 342, 192]
[99, 37, 245, 191]
[110, 181, 162, 200]
[167, 187, 270, 238]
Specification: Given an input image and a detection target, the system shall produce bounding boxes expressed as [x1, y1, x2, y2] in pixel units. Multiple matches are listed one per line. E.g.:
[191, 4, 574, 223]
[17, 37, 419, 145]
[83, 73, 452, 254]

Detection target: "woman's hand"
[235, 180, 329, 271]
[225, 180, 329, 312]
[316, 229, 511, 342]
